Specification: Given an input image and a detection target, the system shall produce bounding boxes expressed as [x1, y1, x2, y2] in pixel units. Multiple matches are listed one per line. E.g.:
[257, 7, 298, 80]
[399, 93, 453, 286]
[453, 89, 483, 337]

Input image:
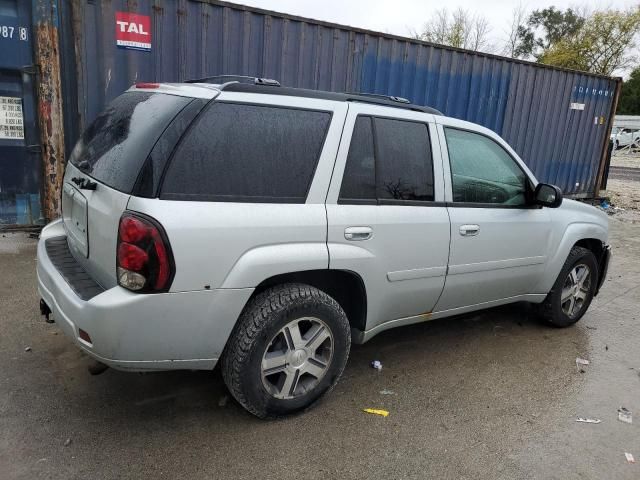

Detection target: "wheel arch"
[251, 269, 368, 333]
[574, 238, 605, 260]
[536, 223, 607, 294]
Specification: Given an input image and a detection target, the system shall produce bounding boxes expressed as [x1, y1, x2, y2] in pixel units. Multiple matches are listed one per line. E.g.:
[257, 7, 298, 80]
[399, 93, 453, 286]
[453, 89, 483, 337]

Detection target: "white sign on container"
[0, 96, 24, 140]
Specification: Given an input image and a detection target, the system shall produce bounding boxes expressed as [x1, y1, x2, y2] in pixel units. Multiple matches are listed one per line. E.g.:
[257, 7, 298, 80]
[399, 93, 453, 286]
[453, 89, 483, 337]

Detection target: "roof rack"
[185, 75, 280, 87]
[344, 92, 411, 104]
[221, 83, 442, 115]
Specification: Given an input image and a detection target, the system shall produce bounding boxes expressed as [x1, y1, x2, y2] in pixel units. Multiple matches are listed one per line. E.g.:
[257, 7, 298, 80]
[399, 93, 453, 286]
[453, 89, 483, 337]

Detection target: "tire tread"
[537, 246, 596, 327]
[221, 283, 350, 418]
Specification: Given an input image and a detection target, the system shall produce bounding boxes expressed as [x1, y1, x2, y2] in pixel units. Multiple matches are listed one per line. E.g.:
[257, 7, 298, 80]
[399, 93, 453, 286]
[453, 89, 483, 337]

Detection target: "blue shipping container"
[0, 0, 42, 226]
[59, 0, 619, 198]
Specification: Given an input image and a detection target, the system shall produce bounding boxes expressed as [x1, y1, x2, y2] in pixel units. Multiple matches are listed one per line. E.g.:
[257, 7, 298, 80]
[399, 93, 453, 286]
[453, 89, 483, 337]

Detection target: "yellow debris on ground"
[363, 408, 389, 417]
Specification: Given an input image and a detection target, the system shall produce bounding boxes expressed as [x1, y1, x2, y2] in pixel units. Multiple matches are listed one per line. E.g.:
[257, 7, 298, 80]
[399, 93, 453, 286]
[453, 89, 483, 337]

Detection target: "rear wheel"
[537, 246, 598, 327]
[221, 283, 351, 418]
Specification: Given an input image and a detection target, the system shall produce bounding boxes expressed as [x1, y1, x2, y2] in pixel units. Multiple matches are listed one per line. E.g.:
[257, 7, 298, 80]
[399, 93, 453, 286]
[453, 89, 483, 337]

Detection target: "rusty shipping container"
[0, 0, 622, 225]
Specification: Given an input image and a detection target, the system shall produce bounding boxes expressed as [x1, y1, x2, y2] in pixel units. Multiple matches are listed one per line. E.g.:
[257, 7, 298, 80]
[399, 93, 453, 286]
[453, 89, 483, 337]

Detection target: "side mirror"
[534, 183, 563, 208]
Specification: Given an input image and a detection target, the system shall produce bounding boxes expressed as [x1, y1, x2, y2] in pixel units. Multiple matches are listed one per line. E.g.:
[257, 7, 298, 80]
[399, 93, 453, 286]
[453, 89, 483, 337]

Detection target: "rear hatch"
[62, 90, 195, 289]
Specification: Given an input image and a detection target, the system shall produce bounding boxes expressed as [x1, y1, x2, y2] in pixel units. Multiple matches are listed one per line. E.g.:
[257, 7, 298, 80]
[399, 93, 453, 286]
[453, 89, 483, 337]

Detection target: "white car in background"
[611, 127, 640, 148]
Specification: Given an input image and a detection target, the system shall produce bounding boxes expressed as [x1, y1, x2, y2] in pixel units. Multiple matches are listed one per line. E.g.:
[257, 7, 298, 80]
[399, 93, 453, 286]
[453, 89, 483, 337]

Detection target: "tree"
[618, 67, 640, 114]
[503, 3, 529, 58]
[514, 7, 586, 60]
[417, 8, 492, 52]
[538, 7, 640, 76]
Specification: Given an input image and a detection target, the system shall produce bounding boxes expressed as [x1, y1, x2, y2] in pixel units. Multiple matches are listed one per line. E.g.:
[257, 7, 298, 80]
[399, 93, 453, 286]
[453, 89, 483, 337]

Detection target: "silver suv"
[37, 77, 610, 418]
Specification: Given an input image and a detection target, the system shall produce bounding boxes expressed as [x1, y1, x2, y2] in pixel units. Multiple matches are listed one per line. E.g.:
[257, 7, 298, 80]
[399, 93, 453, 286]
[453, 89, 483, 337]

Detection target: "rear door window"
[69, 92, 191, 193]
[339, 117, 376, 201]
[161, 103, 331, 203]
[339, 116, 435, 203]
[375, 118, 434, 201]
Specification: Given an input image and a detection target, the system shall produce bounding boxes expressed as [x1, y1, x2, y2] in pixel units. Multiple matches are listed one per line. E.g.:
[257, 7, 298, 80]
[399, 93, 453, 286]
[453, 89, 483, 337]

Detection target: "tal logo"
[115, 12, 151, 51]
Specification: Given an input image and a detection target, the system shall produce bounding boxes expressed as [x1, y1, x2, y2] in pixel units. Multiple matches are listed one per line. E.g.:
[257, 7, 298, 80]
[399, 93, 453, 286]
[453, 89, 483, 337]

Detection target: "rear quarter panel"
[125, 199, 329, 291]
[127, 96, 348, 292]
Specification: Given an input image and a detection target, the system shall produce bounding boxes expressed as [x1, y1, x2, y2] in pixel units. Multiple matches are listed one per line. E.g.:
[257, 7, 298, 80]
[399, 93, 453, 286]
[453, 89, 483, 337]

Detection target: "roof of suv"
[130, 78, 442, 115]
[217, 82, 443, 115]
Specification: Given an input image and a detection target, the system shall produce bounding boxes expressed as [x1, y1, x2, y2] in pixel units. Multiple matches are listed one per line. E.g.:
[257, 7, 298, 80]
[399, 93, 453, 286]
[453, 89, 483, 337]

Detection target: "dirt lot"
[1, 218, 639, 480]
[601, 151, 640, 222]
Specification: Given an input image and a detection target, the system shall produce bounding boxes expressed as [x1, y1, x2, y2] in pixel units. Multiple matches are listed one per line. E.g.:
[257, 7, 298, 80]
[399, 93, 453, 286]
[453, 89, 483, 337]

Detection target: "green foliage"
[538, 8, 640, 76]
[511, 6, 640, 76]
[618, 68, 640, 115]
[515, 7, 585, 59]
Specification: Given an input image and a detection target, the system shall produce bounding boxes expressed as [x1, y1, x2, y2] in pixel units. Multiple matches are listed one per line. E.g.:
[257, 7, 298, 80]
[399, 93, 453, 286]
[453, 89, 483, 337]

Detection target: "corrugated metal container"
[0, 1, 42, 226]
[62, 0, 620, 198]
[3, 0, 622, 226]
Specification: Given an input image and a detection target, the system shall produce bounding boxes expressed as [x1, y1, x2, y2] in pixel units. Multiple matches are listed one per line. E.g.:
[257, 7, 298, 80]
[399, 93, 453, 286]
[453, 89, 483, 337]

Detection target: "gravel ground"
[610, 151, 640, 169]
[601, 153, 640, 222]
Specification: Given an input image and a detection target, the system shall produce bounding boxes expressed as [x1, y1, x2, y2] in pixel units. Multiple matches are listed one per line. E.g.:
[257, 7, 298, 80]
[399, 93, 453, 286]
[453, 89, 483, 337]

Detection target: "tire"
[221, 283, 351, 418]
[537, 246, 598, 327]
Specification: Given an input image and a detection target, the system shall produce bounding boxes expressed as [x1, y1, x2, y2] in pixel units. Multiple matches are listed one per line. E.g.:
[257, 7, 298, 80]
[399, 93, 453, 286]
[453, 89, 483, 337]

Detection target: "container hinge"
[26, 144, 42, 153]
[21, 64, 40, 76]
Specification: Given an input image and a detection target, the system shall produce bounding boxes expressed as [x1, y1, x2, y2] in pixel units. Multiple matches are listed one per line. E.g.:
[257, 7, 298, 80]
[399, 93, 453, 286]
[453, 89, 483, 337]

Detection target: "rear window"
[160, 102, 331, 203]
[69, 92, 191, 192]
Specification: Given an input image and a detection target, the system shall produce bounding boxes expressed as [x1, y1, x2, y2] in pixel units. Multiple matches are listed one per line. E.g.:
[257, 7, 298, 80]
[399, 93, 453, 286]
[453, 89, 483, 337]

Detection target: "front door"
[435, 120, 552, 312]
[326, 104, 451, 332]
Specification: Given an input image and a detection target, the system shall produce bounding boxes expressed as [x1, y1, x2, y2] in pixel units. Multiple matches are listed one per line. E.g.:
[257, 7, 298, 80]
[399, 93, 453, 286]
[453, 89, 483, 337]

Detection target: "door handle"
[345, 226, 373, 241]
[459, 224, 480, 236]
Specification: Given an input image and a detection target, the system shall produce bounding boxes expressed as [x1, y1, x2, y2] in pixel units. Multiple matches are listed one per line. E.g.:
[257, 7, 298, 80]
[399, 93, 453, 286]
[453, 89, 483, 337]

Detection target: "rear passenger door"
[326, 104, 450, 333]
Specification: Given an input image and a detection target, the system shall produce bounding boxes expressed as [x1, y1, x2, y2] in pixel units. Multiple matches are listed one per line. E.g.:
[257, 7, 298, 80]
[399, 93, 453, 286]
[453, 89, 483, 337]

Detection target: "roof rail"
[219, 83, 443, 115]
[344, 92, 411, 104]
[186, 75, 280, 87]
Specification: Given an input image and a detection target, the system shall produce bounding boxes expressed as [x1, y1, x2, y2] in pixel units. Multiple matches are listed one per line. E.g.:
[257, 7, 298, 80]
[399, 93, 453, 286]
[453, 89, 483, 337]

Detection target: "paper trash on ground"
[618, 407, 633, 424]
[576, 417, 601, 424]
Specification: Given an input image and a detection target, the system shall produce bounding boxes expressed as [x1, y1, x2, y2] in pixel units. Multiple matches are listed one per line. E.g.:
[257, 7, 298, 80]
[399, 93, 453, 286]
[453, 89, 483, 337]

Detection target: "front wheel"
[537, 246, 598, 327]
[221, 283, 351, 418]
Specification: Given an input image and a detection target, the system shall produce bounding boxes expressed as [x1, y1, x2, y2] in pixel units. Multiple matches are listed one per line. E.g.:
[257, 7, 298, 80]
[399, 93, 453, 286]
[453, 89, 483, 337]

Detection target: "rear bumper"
[595, 244, 611, 296]
[37, 219, 253, 371]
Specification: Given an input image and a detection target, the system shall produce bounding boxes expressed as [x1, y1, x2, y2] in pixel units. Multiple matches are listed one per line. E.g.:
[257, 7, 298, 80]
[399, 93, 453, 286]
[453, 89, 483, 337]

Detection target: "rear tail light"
[117, 212, 175, 292]
[135, 82, 160, 89]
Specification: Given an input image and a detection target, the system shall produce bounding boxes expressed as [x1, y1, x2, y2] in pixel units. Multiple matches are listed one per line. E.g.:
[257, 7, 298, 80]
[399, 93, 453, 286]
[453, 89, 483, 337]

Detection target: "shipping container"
[0, 0, 41, 226]
[0, 0, 622, 225]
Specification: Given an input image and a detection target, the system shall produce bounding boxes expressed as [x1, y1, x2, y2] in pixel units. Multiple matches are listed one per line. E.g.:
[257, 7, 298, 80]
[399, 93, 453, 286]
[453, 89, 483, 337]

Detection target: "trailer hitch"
[39, 299, 54, 323]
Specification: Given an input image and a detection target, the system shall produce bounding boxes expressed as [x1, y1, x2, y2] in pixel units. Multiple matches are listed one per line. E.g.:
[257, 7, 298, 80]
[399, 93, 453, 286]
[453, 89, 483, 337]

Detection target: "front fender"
[220, 243, 329, 289]
[534, 222, 608, 294]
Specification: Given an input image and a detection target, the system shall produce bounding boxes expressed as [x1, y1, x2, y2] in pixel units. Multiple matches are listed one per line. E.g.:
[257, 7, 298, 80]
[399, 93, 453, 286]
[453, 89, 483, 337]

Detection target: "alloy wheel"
[561, 264, 591, 319]
[261, 317, 334, 400]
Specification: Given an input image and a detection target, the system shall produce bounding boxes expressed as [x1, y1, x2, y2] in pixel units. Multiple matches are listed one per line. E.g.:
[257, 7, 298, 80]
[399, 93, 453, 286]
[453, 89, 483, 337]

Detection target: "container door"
[0, 1, 41, 226]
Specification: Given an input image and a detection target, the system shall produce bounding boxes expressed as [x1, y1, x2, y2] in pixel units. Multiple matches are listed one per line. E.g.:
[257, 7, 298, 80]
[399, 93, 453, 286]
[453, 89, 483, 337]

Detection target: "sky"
[237, 0, 637, 53]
